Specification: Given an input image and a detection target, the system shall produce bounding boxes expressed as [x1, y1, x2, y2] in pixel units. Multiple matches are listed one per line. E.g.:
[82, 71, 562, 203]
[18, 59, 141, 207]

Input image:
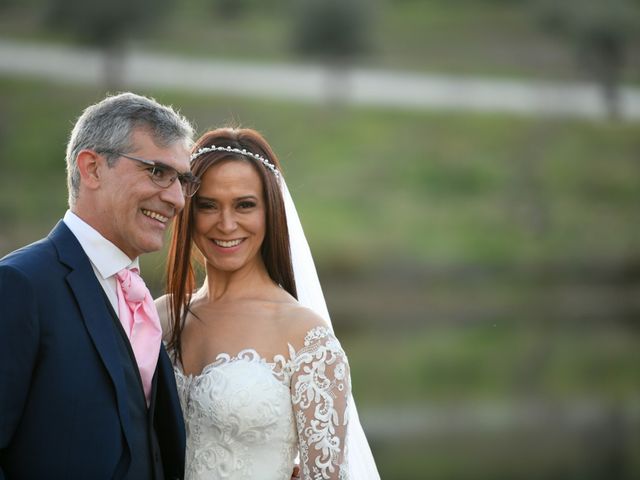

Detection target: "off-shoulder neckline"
[173, 325, 337, 378]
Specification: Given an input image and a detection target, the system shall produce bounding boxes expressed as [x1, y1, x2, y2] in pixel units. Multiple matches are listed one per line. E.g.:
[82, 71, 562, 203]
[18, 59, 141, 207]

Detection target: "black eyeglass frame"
[108, 151, 201, 197]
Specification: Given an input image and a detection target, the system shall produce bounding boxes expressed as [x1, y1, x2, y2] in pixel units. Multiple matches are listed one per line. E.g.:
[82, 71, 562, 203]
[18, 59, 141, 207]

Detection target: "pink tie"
[115, 268, 162, 406]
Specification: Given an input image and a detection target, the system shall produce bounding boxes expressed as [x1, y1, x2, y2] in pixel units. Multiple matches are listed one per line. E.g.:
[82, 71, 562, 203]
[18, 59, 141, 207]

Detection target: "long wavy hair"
[165, 127, 296, 360]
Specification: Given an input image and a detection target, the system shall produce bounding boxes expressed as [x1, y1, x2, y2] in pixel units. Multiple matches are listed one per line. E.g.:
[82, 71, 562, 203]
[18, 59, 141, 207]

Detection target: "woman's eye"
[196, 201, 216, 210]
[238, 201, 256, 209]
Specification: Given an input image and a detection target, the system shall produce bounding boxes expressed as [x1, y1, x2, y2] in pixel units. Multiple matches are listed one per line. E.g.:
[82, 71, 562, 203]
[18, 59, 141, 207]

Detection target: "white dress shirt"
[63, 210, 139, 317]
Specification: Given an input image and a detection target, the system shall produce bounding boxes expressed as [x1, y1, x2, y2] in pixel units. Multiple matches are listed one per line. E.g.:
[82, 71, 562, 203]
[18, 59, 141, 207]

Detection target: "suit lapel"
[48, 221, 134, 453]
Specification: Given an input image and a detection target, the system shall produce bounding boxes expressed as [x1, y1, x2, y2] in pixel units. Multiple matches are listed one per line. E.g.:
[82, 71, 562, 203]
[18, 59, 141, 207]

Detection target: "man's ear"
[76, 149, 103, 190]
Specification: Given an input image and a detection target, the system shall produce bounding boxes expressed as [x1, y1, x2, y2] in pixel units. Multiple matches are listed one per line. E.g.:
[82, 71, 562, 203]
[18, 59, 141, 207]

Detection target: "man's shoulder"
[0, 220, 76, 270]
[0, 234, 58, 276]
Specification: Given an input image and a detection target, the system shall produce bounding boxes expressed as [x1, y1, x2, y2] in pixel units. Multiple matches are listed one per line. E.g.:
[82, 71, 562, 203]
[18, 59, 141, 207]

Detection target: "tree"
[291, 0, 372, 104]
[534, 0, 640, 120]
[44, 0, 174, 90]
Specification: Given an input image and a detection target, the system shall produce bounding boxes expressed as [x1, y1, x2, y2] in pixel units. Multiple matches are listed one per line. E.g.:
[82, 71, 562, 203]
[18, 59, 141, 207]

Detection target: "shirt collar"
[63, 210, 140, 280]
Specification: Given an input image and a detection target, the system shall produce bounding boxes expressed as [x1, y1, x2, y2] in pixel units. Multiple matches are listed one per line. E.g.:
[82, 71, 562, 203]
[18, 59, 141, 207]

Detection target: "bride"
[156, 128, 379, 479]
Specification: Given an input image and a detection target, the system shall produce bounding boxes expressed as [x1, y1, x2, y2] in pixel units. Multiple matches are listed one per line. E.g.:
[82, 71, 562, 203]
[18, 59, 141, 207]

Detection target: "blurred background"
[1, 0, 640, 478]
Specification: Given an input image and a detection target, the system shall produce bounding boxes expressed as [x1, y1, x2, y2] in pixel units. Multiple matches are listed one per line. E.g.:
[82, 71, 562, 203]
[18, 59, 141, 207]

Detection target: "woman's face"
[192, 159, 267, 274]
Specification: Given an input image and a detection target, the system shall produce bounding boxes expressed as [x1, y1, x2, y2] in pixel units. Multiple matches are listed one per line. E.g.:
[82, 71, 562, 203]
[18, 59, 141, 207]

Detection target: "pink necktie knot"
[115, 266, 162, 407]
[116, 268, 146, 303]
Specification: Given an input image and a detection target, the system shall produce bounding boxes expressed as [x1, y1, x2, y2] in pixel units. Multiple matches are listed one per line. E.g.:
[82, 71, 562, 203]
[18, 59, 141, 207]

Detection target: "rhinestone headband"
[191, 145, 280, 178]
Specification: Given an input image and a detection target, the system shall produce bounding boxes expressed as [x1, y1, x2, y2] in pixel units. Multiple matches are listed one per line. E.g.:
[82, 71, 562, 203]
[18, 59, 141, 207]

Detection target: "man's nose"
[160, 178, 186, 212]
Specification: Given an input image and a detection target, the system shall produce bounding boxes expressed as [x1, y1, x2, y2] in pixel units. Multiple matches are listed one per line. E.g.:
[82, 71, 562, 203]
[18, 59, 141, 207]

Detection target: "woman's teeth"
[214, 239, 243, 248]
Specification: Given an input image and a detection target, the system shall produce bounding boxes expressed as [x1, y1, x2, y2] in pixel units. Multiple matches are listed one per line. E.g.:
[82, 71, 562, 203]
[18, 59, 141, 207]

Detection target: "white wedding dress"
[174, 326, 351, 480]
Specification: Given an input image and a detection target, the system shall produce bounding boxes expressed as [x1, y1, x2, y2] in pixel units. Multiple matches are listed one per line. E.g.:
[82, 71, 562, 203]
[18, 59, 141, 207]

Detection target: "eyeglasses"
[113, 152, 201, 197]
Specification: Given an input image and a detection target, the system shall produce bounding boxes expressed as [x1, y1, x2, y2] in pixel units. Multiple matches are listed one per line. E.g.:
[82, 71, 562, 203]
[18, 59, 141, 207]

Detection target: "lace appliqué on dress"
[173, 326, 351, 480]
[289, 326, 351, 480]
[176, 349, 298, 480]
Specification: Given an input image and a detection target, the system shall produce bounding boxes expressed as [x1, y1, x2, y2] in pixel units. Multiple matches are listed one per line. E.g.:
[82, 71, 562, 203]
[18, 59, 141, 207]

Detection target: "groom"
[0, 92, 196, 479]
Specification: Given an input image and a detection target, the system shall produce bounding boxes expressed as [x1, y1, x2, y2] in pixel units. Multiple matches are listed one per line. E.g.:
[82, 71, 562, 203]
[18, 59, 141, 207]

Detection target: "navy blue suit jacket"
[0, 221, 185, 479]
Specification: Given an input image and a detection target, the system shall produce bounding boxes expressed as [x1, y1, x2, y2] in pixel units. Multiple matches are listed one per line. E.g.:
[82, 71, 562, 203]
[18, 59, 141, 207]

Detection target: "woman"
[157, 128, 379, 480]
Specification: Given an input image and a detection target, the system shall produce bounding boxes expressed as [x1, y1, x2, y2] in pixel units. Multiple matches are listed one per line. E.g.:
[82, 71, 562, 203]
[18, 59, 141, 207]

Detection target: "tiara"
[191, 145, 280, 178]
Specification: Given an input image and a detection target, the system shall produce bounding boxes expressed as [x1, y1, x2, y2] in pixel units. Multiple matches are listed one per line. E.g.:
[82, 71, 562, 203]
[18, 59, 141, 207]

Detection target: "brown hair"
[165, 127, 296, 359]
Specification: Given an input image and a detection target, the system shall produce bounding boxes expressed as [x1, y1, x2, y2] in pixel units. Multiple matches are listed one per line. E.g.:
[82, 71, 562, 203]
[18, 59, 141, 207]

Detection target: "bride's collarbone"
[178, 300, 323, 374]
[179, 318, 293, 373]
[189, 296, 293, 317]
[185, 298, 303, 333]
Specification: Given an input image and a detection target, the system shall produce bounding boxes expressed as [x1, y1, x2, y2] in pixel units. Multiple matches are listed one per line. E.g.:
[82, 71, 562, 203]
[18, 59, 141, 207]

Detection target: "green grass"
[374, 427, 640, 480]
[2, 77, 640, 268]
[1, 77, 639, 405]
[1, 76, 639, 479]
[348, 320, 640, 478]
[345, 322, 640, 405]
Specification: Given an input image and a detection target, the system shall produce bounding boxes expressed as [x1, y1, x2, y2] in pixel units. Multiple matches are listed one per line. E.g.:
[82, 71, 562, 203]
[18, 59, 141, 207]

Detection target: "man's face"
[95, 128, 191, 259]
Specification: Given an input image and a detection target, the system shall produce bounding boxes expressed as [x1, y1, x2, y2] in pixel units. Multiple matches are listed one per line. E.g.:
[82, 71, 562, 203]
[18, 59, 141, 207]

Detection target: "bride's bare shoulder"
[278, 302, 331, 348]
[154, 294, 172, 340]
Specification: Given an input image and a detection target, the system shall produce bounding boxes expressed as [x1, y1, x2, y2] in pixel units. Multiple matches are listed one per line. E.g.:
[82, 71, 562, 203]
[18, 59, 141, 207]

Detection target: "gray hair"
[66, 92, 195, 207]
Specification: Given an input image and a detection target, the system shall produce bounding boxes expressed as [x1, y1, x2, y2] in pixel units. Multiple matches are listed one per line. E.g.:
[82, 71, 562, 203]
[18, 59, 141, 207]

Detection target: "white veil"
[281, 180, 380, 480]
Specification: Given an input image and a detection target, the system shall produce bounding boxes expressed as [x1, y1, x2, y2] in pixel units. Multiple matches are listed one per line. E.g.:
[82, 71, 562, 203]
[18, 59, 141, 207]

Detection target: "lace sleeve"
[289, 326, 351, 480]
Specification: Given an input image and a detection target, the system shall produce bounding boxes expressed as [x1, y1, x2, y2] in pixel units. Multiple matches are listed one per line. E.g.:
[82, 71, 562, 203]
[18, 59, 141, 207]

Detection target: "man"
[0, 92, 197, 479]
